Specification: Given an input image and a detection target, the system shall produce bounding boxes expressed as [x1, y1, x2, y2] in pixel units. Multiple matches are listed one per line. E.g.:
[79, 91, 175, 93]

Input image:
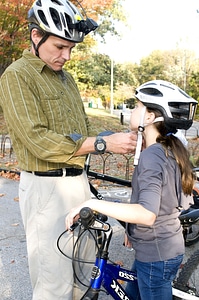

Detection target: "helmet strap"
[153, 116, 164, 123]
[134, 114, 164, 165]
[134, 106, 146, 166]
[32, 33, 50, 57]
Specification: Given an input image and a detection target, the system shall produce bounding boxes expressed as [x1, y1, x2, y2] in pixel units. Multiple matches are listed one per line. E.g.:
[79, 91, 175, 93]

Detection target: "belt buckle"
[62, 168, 66, 177]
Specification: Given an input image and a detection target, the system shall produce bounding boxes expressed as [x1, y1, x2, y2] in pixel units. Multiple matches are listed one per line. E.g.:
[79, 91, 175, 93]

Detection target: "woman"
[65, 80, 197, 300]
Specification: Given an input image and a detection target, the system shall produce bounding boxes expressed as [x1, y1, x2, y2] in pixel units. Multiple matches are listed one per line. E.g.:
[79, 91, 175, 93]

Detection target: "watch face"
[97, 142, 105, 151]
[95, 137, 106, 153]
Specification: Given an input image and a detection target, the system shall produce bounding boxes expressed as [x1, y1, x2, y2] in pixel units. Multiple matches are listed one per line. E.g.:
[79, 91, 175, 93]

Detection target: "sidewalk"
[0, 178, 32, 299]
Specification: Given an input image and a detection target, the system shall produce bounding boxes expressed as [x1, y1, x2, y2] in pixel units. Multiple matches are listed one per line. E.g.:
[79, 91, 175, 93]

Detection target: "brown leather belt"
[27, 168, 83, 177]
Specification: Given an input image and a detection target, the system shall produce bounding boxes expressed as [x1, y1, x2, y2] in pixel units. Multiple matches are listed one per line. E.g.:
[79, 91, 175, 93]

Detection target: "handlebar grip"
[80, 207, 95, 229]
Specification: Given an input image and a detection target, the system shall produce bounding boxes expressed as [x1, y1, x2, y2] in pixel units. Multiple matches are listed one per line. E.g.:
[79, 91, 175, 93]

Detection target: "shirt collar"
[23, 49, 48, 73]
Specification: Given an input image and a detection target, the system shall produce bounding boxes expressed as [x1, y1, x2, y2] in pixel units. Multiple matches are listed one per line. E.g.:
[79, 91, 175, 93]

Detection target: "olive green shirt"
[0, 49, 93, 171]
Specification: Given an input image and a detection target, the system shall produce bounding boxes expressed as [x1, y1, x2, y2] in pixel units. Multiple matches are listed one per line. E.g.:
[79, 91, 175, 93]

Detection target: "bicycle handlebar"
[70, 207, 110, 232]
[80, 207, 96, 229]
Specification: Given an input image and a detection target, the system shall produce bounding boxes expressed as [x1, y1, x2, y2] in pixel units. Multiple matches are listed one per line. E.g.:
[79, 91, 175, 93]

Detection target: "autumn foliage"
[0, 0, 33, 74]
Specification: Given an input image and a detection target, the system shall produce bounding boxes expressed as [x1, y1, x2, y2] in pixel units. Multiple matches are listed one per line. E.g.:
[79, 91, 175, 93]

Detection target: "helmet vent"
[50, 8, 62, 30]
[64, 29, 71, 39]
[51, 0, 63, 6]
[67, 1, 77, 14]
[160, 83, 174, 91]
[140, 87, 163, 97]
[60, 13, 66, 27]
[169, 102, 195, 120]
[64, 14, 73, 33]
[36, 0, 42, 7]
[38, 10, 49, 27]
[178, 88, 192, 99]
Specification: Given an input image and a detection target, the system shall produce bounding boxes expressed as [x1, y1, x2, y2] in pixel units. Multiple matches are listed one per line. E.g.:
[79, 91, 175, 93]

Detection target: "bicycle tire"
[173, 249, 199, 299]
[185, 224, 199, 247]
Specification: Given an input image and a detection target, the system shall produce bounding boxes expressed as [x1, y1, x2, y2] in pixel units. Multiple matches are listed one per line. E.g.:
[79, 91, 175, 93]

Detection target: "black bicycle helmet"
[28, 0, 98, 43]
[135, 80, 198, 130]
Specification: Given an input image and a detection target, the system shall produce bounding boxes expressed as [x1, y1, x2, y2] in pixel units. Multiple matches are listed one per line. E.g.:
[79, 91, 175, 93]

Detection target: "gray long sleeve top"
[127, 143, 192, 262]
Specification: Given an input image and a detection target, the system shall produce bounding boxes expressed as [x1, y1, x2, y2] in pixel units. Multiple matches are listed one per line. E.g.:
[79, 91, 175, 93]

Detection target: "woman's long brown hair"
[148, 108, 194, 195]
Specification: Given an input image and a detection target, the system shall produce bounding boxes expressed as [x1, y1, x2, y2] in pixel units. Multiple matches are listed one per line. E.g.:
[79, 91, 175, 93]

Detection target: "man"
[0, 0, 136, 299]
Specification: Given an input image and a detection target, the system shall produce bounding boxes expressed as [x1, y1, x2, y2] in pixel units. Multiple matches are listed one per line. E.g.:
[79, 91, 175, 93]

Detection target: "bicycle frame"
[172, 287, 198, 300]
[82, 259, 137, 300]
[81, 223, 137, 300]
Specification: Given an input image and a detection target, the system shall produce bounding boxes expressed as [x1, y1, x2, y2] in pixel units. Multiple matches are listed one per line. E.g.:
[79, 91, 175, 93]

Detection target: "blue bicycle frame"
[84, 258, 137, 300]
[81, 218, 138, 300]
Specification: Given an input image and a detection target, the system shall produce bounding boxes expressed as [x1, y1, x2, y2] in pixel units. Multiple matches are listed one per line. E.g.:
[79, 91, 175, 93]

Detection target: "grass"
[85, 107, 129, 134]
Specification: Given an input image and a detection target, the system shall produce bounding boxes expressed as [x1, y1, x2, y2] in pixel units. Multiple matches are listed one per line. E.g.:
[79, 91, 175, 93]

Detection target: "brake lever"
[69, 218, 110, 232]
[89, 219, 110, 231]
[69, 221, 80, 231]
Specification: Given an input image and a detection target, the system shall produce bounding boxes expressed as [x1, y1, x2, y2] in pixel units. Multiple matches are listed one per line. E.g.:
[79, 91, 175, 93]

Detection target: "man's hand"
[104, 131, 137, 154]
[74, 131, 138, 156]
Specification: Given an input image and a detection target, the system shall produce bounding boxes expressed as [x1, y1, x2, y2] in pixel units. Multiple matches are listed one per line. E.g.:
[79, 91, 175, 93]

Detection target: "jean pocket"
[163, 254, 183, 281]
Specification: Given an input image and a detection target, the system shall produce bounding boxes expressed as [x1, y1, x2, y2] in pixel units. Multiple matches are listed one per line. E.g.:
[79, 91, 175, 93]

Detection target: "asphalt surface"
[0, 178, 32, 300]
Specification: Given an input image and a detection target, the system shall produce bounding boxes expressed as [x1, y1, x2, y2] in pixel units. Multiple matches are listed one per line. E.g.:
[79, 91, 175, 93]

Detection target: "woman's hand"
[65, 205, 83, 231]
[124, 233, 134, 251]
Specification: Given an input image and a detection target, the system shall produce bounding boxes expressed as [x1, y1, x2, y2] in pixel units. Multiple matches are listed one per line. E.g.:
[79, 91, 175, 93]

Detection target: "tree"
[66, 52, 137, 107]
[0, 0, 32, 75]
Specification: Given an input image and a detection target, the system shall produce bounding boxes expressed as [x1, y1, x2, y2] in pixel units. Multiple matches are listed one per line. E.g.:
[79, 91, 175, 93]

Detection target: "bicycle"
[57, 207, 199, 300]
[182, 167, 199, 246]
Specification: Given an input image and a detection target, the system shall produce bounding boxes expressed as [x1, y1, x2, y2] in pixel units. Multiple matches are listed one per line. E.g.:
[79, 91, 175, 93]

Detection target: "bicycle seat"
[179, 207, 199, 224]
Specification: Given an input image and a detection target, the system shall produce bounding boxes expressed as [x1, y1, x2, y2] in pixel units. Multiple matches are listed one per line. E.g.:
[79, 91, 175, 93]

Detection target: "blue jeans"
[125, 254, 183, 300]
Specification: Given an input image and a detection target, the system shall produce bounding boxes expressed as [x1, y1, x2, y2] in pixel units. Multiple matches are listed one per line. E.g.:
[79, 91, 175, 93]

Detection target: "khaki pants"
[19, 171, 96, 300]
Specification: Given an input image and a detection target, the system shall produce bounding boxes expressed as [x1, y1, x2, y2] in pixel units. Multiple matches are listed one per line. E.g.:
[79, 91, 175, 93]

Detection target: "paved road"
[0, 178, 31, 300]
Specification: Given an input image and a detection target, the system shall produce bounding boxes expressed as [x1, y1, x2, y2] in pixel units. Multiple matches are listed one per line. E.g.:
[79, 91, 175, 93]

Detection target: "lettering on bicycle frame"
[110, 279, 130, 300]
[119, 271, 137, 281]
[91, 266, 101, 280]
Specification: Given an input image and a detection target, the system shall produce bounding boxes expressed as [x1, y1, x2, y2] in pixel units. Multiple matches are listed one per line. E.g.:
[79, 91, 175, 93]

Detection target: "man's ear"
[31, 28, 41, 46]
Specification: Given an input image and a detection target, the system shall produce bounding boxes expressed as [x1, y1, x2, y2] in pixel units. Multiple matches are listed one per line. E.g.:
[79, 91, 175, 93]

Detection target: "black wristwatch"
[94, 136, 106, 154]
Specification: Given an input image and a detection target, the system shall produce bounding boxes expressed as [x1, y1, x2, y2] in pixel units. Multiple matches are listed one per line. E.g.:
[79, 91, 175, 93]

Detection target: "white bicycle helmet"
[28, 0, 98, 43]
[135, 80, 197, 130]
[133, 80, 198, 165]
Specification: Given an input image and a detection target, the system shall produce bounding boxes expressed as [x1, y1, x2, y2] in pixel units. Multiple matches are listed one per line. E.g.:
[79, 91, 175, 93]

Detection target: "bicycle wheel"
[185, 223, 199, 246]
[173, 249, 199, 299]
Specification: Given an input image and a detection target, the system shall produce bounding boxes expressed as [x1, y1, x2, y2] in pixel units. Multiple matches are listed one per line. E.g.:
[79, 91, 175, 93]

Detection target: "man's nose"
[62, 49, 72, 61]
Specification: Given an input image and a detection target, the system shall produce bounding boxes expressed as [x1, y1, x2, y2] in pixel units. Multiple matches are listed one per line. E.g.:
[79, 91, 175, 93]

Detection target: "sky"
[98, 0, 199, 63]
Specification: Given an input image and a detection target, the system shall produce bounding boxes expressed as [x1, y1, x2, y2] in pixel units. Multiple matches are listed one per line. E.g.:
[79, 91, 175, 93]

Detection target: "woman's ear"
[145, 111, 156, 125]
